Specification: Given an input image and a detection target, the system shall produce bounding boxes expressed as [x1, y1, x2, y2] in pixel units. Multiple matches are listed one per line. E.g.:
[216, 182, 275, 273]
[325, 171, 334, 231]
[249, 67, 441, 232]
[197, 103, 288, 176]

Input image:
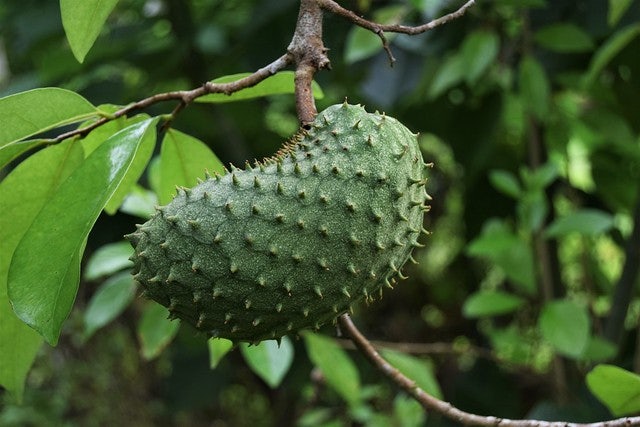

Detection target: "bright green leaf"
[545, 209, 614, 238]
[587, 364, 640, 416]
[304, 333, 361, 405]
[83, 271, 136, 340]
[539, 299, 590, 358]
[8, 118, 158, 345]
[460, 30, 500, 84]
[584, 24, 640, 86]
[0, 139, 83, 401]
[119, 185, 158, 219]
[609, 0, 634, 27]
[0, 139, 48, 171]
[84, 241, 134, 281]
[240, 338, 294, 388]
[158, 129, 225, 204]
[380, 349, 442, 399]
[462, 290, 525, 318]
[0, 88, 99, 147]
[519, 55, 550, 121]
[138, 302, 180, 360]
[208, 338, 234, 369]
[60, 0, 120, 63]
[197, 71, 324, 103]
[489, 170, 522, 198]
[534, 23, 595, 53]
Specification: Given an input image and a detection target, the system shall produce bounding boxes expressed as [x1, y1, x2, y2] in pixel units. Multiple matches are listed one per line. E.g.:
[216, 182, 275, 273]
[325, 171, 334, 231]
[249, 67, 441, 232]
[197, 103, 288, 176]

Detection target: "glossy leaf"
[304, 333, 361, 405]
[60, 0, 120, 63]
[240, 337, 294, 388]
[463, 291, 525, 318]
[83, 241, 134, 281]
[380, 349, 442, 399]
[0, 139, 48, 171]
[8, 118, 157, 345]
[0, 139, 83, 401]
[539, 299, 590, 358]
[544, 209, 614, 238]
[208, 338, 234, 369]
[158, 129, 225, 204]
[534, 23, 594, 53]
[83, 271, 136, 340]
[0, 88, 99, 147]
[460, 30, 500, 84]
[489, 170, 522, 199]
[587, 364, 640, 416]
[584, 24, 640, 86]
[197, 71, 324, 103]
[519, 55, 550, 121]
[138, 302, 180, 360]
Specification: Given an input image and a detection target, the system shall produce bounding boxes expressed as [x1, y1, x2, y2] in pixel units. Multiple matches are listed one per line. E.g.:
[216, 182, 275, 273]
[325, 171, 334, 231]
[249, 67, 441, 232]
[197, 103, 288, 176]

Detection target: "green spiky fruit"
[127, 103, 429, 343]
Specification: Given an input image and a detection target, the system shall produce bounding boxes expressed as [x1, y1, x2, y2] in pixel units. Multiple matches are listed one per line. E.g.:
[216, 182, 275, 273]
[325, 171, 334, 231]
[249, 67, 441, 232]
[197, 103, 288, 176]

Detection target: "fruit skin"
[127, 103, 429, 343]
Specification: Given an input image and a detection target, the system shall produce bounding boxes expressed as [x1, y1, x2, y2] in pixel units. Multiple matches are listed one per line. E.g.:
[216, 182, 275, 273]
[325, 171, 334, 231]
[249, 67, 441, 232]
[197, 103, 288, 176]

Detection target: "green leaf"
[544, 209, 615, 238]
[462, 290, 525, 318]
[393, 394, 426, 427]
[83, 271, 136, 340]
[584, 24, 640, 86]
[429, 55, 464, 99]
[534, 23, 595, 53]
[103, 116, 156, 214]
[587, 364, 640, 416]
[460, 30, 500, 84]
[609, 0, 634, 27]
[304, 333, 361, 405]
[489, 170, 522, 198]
[0, 88, 99, 147]
[240, 338, 294, 388]
[0, 139, 48, 171]
[380, 349, 442, 399]
[8, 118, 158, 345]
[119, 185, 158, 219]
[138, 302, 180, 360]
[539, 299, 590, 358]
[208, 338, 234, 369]
[0, 139, 83, 401]
[519, 55, 550, 121]
[60, 0, 120, 63]
[581, 336, 617, 362]
[197, 71, 324, 103]
[83, 241, 134, 281]
[158, 129, 225, 204]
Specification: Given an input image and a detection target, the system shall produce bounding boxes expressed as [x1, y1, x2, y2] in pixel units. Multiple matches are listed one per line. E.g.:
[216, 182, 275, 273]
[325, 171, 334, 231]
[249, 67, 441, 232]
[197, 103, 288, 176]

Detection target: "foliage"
[1, 0, 640, 425]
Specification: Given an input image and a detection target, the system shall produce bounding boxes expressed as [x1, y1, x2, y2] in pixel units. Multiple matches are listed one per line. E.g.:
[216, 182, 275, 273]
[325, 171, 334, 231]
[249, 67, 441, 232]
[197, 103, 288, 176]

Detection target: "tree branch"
[317, 0, 475, 65]
[338, 314, 640, 427]
[51, 53, 293, 144]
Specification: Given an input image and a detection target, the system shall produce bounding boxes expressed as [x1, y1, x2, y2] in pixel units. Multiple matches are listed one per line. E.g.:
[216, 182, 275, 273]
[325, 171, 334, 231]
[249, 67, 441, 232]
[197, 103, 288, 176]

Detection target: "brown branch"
[338, 314, 640, 427]
[317, 0, 475, 65]
[51, 53, 293, 144]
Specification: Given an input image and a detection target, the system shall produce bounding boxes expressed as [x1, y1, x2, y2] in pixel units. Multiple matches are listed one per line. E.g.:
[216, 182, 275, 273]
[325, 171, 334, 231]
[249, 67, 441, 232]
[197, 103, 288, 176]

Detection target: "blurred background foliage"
[1, 0, 640, 425]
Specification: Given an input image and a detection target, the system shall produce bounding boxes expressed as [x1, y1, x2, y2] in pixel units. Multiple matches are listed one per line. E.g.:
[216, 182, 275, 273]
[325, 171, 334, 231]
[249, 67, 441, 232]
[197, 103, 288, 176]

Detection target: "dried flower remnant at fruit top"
[127, 103, 430, 343]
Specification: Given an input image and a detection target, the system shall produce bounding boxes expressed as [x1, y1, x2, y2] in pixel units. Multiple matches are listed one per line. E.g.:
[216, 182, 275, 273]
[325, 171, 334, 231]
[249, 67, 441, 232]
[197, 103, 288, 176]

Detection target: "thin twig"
[338, 314, 640, 427]
[318, 0, 475, 65]
[51, 53, 293, 144]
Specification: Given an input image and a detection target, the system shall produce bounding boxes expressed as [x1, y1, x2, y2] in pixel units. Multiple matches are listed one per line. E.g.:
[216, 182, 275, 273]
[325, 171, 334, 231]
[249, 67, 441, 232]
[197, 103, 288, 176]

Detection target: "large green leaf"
[545, 209, 615, 237]
[240, 338, 294, 388]
[460, 30, 500, 84]
[158, 129, 225, 204]
[8, 118, 157, 345]
[60, 0, 120, 63]
[462, 290, 525, 318]
[539, 299, 590, 358]
[83, 241, 134, 281]
[534, 23, 594, 53]
[0, 139, 84, 401]
[83, 271, 136, 340]
[138, 302, 180, 360]
[304, 333, 361, 406]
[0, 88, 99, 147]
[0, 139, 48, 171]
[380, 349, 442, 399]
[587, 364, 640, 416]
[197, 71, 324, 103]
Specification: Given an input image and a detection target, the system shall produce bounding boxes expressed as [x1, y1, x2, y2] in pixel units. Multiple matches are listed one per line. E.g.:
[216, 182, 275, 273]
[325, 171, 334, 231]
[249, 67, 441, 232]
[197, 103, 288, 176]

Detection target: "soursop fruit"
[127, 103, 430, 342]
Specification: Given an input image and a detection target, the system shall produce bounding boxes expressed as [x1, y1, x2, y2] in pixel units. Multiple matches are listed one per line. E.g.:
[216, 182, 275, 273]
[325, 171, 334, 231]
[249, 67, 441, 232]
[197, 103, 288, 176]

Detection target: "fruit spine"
[127, 103, 430, 343]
